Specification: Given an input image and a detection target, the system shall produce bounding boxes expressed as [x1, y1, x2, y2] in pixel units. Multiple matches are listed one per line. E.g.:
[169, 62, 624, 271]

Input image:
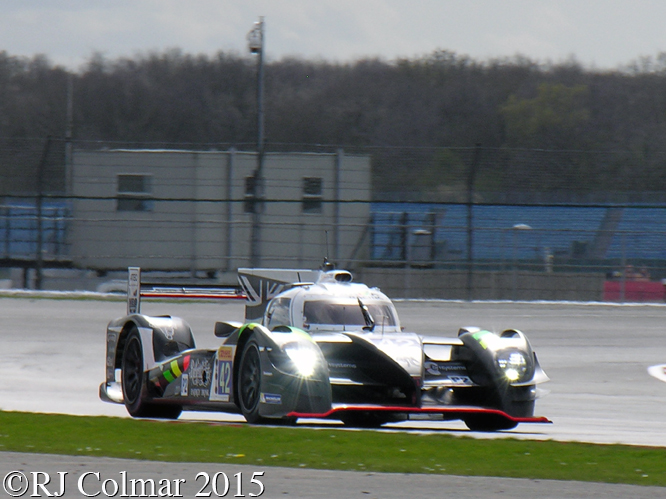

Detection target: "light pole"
[511, 223, 532, 300]
[248, 18, 265, 267]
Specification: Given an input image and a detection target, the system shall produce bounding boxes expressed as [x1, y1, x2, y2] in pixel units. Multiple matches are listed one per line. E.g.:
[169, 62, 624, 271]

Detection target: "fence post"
[2, 206, 8, 258]
[35, 136, 51, 290]
[620, 232, 626, 303]
[466, 144, 481, 301]
[399, 211, 408, 264]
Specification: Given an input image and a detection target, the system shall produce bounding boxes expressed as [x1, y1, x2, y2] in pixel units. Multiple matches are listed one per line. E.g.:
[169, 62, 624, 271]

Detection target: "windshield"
[303, 300, 397, 328]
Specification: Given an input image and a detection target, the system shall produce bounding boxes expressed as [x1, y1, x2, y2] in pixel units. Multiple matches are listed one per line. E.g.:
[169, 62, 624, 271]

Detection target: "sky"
[2, 1, 666, 71]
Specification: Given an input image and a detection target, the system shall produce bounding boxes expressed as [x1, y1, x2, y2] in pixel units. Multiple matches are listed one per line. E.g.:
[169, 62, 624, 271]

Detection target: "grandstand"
[606, 208, 666, 260]
[371, 203, 666, 268]
[0, 200, 69, 264]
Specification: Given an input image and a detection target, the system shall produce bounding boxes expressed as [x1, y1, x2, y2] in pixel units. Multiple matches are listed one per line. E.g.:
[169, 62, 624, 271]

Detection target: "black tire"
[504, 389, 536, 418]
[271, 416, 298, 426]
[238, 339, 266, 424]
[463, 414, 517, 432]
[121, 327, 182, 419]
[340, 412, 391, 428]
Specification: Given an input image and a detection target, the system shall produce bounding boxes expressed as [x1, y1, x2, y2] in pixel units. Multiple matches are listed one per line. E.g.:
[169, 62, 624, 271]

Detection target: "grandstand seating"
[0, 201, 68, 259]
[372, 203, 666, 263]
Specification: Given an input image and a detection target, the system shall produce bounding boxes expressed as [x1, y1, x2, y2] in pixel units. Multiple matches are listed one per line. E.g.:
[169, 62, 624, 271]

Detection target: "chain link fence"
[2, 138, 666, 301]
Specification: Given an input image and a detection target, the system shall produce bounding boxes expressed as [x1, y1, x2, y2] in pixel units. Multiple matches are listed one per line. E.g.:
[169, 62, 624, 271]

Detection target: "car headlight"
[496, 350, 528, 382]
[284, 344, 317, 377]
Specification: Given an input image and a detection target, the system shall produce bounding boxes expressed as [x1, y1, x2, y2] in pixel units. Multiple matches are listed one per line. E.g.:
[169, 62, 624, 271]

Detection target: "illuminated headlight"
[496, 350, 528, 382]
[284, 344, 317, 377]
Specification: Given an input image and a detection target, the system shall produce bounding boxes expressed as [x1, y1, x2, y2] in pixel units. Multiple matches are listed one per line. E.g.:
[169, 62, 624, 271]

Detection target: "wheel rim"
[240, 344, 261, 412]
[122, 336, 143, 405]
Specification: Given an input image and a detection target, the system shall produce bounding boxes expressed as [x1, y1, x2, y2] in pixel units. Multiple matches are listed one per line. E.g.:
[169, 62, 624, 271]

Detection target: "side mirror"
[214, 321, 242, 338]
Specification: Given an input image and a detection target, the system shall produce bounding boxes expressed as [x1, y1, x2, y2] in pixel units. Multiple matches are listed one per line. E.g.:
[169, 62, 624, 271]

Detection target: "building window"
[117, 174, 153, 212]
[302, 177, 323, 213]
[244, 175, 257, 213]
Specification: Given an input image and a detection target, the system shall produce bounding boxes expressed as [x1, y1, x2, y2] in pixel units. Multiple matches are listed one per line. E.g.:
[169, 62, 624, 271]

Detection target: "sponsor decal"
[260, 393, 282, 405]
[181, 373, 189, 396]
[328, 362, 357, 369]
[424, 362, 473, 385]
[425, 361, 440, 375]
[210, 346, 235, 402]
[149, 355, 191, 394]
[189, 358, 212, 387]
[127, 267, 141, 315]
[186, 357, 213, 398]
[217, 346, 233, 361]
[446, 376, 472, 385]
[127, 297, 139, 314]
[425, 362, 468, 375]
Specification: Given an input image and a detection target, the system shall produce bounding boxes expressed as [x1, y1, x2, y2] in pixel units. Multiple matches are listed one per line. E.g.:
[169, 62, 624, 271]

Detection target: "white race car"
[100, 264, 550, 431]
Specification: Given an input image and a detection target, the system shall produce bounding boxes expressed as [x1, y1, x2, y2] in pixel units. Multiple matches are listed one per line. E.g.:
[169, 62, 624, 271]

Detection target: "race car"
[100, 264, 550, 431]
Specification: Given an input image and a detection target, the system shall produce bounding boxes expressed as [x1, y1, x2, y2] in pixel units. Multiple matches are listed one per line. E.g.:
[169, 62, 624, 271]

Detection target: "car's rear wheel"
[121, 327, 181, 419]
[238, 339, 266, 424]
[340, 412, 391, 428]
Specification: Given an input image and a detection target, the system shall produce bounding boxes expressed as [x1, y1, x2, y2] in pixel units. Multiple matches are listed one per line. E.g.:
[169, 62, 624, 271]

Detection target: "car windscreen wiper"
[357, 297, 375, 331]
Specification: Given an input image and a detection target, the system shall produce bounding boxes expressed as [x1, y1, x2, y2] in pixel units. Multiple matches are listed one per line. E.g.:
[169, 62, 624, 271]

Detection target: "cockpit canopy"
[303, 299, 398, 330]
[262, 285, 401, 333]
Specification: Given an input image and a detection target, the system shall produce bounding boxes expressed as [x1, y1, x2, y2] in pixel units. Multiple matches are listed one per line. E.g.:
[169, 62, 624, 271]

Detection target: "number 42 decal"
[210, 346, 234, 402]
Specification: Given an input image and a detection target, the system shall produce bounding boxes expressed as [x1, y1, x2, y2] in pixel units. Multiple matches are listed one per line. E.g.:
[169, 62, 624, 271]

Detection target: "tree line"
[2, 48, 666, 198]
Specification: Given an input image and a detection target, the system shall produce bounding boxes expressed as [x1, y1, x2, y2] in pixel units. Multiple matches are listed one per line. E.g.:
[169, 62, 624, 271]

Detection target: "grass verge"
[1, 411, 665, 486]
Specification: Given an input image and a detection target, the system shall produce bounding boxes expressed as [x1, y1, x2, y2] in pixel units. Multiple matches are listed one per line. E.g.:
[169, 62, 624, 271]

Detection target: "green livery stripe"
[471, 330, 495, 350]
[239, 323, 259, 337]
[288, 327, 315, 342]
[163, 370, 175, 383]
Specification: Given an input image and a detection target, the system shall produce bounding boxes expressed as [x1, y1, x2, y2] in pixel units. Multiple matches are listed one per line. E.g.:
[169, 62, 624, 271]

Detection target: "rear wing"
[237, 268, 321, 322]
[126, 267, 245, 315]
[125, 266, 327, 320]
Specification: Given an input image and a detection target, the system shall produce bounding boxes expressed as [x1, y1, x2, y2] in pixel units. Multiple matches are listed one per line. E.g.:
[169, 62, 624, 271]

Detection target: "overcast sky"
[2, 1, 666, 71]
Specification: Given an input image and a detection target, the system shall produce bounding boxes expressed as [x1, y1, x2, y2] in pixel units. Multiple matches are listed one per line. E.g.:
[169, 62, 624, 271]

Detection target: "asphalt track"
[2, 296, 666, 497]
[2, 451, 666, 499]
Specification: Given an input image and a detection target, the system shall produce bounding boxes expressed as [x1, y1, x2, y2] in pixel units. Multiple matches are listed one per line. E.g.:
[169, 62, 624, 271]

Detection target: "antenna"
[322, 230, 335, 271]
[325, 230, 329, 260]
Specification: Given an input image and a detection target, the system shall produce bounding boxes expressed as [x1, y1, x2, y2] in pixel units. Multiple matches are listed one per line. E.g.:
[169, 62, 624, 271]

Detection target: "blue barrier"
[0, 201, 69, 260]
[371, 203, 666, 262]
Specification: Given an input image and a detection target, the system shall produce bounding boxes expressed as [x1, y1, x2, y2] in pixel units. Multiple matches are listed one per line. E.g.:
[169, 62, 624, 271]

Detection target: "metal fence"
[3, 138, 666, 300]
[2, 196, 666, 302]
[5, 137, 666, 204]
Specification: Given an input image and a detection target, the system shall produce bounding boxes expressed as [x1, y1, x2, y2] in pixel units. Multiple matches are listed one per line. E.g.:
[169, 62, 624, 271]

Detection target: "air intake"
[333, 271, 353, 283]
[319, 270, 353, 283]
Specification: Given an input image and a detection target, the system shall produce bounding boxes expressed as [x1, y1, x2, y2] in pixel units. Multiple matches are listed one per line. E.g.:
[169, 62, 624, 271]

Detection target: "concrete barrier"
[357, 268, 606, 302]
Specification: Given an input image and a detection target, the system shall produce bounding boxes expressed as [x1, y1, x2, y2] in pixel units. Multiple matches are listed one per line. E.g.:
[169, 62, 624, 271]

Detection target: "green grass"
[1, 411, 665, 486]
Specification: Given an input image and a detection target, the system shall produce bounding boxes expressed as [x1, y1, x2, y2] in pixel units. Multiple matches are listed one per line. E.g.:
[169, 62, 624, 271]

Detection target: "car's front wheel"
[238, 339, 266, 424]
[463, 414, 517, 432]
